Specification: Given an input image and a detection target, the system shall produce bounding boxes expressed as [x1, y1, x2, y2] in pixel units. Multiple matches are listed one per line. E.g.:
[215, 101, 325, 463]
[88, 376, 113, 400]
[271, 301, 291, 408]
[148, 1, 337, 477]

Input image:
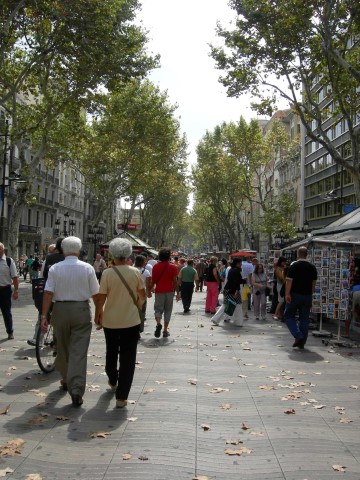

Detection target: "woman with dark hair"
[274, 256, 288, 320]
[151, 247, 179, 338]
[252, 263, 268, 320]
[211, 257, 246, 326]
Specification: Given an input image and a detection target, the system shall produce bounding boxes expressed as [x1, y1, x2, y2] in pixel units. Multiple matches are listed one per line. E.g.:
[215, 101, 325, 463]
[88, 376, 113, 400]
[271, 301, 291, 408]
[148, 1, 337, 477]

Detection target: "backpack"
[5, 257, 11, 269]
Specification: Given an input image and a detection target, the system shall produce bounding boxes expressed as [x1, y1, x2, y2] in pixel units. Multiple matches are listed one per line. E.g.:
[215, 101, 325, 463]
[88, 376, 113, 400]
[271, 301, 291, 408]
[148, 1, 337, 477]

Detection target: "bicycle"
[32, 278, 56, 373]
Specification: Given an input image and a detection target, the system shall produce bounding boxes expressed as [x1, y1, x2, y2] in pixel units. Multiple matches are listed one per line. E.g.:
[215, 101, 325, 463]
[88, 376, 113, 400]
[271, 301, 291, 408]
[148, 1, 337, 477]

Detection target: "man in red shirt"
[151, 247, 180, 338]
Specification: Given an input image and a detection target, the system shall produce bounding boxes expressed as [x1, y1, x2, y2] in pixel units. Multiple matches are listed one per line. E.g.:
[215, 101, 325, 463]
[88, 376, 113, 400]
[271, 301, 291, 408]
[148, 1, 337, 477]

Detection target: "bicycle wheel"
[36, 324, 56, 373]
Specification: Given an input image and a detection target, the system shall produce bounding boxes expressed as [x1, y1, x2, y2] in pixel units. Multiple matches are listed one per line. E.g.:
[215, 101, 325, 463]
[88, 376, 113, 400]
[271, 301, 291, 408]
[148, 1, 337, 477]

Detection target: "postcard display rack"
[309, 246, 351, 339]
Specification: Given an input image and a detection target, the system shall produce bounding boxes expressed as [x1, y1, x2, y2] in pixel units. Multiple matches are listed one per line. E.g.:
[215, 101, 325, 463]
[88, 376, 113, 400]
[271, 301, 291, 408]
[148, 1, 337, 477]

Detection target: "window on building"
[44, 212, 47, 227]
[36, 211, 40, 227]
[310, 183, 317, 196]
[317, 204, 324, 218]
[325, 177, 332, 190]
[45, 187, 48, 200]
[343, 169, 353, 185]
[325, 202, 335, 216]
[27, 209, 31, 225]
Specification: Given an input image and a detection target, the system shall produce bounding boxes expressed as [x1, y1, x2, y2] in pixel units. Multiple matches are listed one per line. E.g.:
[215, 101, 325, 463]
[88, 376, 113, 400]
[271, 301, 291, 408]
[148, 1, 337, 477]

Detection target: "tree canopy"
[192, 116, 299, 250]
[211, 0, 360, 201]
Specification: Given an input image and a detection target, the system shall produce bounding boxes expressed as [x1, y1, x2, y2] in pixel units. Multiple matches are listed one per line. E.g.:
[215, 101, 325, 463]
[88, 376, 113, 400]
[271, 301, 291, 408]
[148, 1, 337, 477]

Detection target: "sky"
[137, 0, 255, 165]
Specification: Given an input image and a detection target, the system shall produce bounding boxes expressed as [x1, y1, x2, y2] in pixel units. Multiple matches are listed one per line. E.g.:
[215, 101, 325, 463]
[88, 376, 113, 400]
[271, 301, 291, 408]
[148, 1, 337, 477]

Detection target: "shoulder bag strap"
[113, 267, 138, 308]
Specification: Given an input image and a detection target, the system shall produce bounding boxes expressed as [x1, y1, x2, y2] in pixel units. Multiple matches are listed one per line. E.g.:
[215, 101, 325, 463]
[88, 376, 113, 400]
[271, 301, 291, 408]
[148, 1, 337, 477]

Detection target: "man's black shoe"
[292, 337, 305, 348]
[71, 394, 83, 407]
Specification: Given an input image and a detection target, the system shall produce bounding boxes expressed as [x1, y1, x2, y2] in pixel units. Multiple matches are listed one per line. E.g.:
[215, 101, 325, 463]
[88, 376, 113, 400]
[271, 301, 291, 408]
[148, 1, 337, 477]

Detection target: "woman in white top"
[95, 239, 146, 408]
[251, 263, 268, 321]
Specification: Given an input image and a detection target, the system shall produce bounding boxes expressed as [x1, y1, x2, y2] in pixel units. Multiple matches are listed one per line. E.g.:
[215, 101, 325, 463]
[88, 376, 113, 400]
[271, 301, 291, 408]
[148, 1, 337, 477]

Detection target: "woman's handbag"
[113, 267, 143, 330]
[224, 295, 237, 316]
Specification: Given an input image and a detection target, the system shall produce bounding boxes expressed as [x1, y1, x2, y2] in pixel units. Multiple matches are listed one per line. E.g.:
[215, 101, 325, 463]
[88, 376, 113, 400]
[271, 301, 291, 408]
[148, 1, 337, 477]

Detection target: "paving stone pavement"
[0, 280, 359, 480]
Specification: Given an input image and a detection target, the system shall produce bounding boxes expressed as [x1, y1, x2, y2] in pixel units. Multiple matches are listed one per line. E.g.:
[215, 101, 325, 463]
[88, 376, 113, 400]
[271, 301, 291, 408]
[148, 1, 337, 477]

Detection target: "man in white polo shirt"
[0, 242, 19, 339]
[41, 236, 99, 407]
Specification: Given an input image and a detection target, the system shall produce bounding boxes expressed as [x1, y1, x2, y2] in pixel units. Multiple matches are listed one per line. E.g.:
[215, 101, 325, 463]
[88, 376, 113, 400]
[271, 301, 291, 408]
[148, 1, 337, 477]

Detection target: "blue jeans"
[284, 292, 312, 341]
[0, 285, 13, 334]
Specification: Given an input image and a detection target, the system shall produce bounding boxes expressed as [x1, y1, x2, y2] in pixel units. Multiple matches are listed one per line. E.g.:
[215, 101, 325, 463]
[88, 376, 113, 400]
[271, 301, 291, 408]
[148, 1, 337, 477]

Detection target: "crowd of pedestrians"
[0, 237, 317, 408]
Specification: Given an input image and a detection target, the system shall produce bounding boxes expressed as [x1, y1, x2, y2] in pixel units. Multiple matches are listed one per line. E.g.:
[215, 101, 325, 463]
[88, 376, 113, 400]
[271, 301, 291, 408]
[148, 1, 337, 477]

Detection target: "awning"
[282, 229, 360, 251]
[229, 250, 257, 257]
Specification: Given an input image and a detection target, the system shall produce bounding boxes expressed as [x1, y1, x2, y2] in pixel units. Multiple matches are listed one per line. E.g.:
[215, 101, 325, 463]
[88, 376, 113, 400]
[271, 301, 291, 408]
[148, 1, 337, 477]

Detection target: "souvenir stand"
[283, 230, 360, 341]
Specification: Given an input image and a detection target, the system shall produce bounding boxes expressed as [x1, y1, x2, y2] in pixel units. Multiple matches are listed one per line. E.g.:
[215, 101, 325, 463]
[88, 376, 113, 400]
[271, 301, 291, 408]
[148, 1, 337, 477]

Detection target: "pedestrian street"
[0, 280, 359, 480]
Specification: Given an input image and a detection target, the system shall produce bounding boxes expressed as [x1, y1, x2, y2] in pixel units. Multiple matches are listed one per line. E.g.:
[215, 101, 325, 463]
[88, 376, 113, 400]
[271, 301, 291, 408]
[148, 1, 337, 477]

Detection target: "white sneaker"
[27, 338, 36, 347]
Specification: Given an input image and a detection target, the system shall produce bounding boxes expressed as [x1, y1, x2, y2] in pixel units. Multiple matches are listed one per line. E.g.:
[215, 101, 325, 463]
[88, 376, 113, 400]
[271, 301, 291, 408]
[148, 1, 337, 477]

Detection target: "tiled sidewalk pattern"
[0, 281, 359, 479]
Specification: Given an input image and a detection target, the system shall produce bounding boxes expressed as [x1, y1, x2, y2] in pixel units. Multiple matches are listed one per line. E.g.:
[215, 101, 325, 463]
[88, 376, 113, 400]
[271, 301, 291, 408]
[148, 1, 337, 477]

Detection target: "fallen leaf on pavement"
[313, 372, 322, 375]
[226, 439, 243, 445]
[259, 385, 276, 390]
[243, 347, 251, 351]
[55, 416, 69, 421]
[332, 464, 346, 472]
[258, 365, 267, 368]
[0, 438, 25, 456]
[188, 378, 197, 385]
[284, 409, 296, 414]
[143, 388, 154, 394]
[127, 417, 138, 422]
[9, 366, 16, 371]
[238, 374, 248, 378]
[313, 404, 326, 409]
[127, 400, 136, 404]
[155, 380, 166, 384]
[122, 453, 132, 460]
[221, 403, 231, 410]
[209, 387, 229, 394]
[0, 405, 10, 415]
[192, 476, 209, 480]
[138, 455, 148, 461]
[0, 468, 14, 477]
[299, 402, 310, 406]
[25, 474, 43, 480]
[339, 417, 352, 424]
[224, 446, 252, 455]
[28, 415, 49, 425]
[250, 431, 265, 437]
[90, 432, 111, 438]
[335, 406, 345, 412]
[200, 424, 211, 431]
[168, 388, 178, 392]
[308, 399, 318, 403]
[241, 423, 250, 430]
[349, 385, 358, 389]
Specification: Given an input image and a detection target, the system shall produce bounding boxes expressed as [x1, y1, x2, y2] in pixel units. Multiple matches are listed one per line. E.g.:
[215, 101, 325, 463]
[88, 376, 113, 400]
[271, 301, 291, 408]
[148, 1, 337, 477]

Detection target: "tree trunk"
[7, 186, 28, 259]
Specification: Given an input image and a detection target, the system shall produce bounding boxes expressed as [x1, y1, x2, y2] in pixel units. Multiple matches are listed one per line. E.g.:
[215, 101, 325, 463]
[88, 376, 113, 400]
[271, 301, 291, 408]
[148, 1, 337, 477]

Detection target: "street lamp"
[54, 218, 61, 237]
[69, 219, 76, 236]
[63, 212, 69, 236]
[87, 223, 105, 260]
[296, 219, 310, 239]
[54, 213, 75, 238]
